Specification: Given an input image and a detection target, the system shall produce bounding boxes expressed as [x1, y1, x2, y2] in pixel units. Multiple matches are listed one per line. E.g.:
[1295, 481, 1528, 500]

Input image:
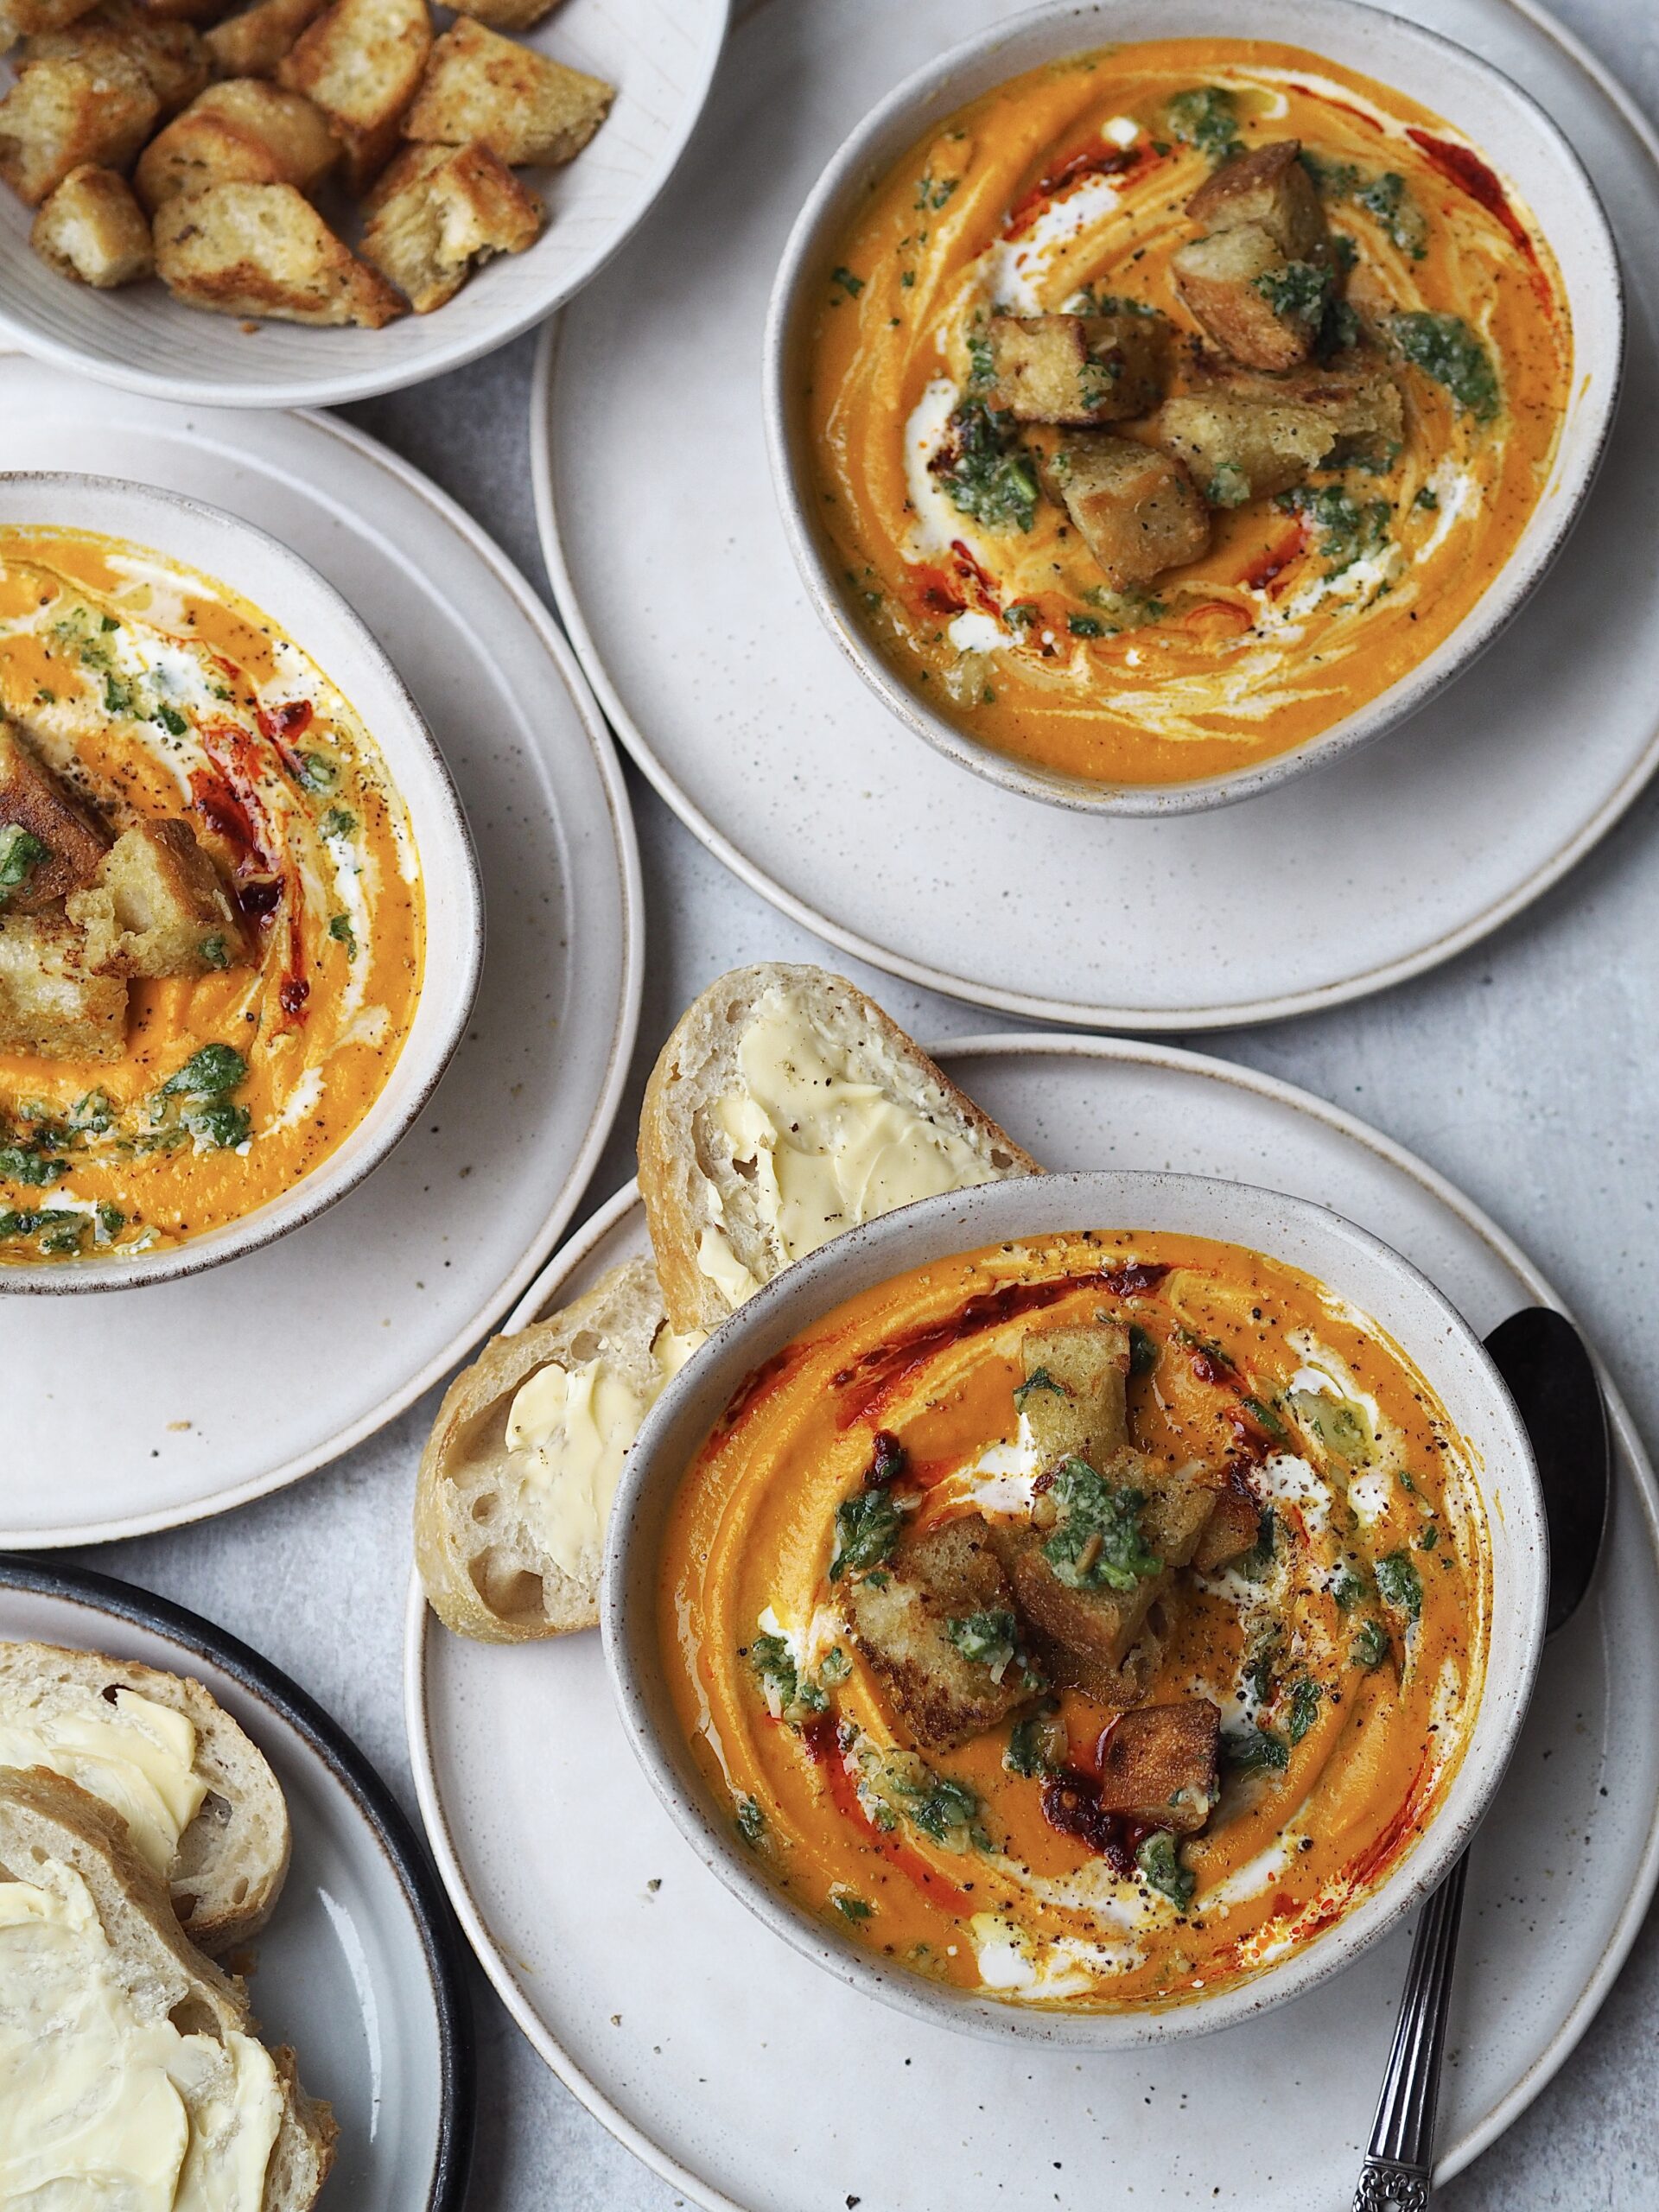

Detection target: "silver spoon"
[1352, 1306, 1610, 2212]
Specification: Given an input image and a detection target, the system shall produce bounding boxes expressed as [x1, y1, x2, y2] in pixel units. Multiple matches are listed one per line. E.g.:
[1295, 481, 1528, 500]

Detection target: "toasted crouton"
[1186, 140, 1325, 263]
[69, 819, 248, 976]
[154, 177, 403, 321]
[19, 1, 207, 114]
[0, 0, 98, 51]
[0, 55, 159, 204]
[1173, 222, 1331, 372]
[0, 905, 126, 1058]
[1019, 1322, 1131, 1470]
[1095, 1700, 1220, 1833]
[1154, 355, 1404, 504]
[360, 138, 539, 309]
[403, 17, 612, 167]
[1192, 1469, 1263, 1573]
[1041, 434, 1210, 590]
[449, 0, 557, 24]
[842, 1515, 1039, 1752]
[203, 0, 325, 77]
[31, 157, 152, 280]
[0, 721, 110, 909]
[276, 0, 429, 193]
[128, 0, 234, 24]
[983, 308, 1171, 427]
[135, 75, 334, 207]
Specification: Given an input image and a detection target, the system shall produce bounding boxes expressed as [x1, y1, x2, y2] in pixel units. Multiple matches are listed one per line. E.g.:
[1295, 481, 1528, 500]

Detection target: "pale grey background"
[57, 1, 1659, 2202]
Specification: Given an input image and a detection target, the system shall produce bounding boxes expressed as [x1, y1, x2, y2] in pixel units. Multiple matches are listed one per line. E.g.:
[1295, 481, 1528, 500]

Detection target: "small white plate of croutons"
[0, 0, 729, 406]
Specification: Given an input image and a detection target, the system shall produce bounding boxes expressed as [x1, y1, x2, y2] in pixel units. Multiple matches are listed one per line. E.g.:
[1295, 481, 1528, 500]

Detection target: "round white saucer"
[0, 359, 642, 1544]
[0, 1552, 473, 2210]
[406, 1035, 1659, 2209]
[536, 0, 1659, 1028]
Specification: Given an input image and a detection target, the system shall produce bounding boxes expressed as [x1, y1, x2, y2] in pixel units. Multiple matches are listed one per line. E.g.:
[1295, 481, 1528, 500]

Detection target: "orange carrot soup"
[662, 1230, 1489, 2011]
[800, 39, 1571, 788]
[0, 525, 423, 1267]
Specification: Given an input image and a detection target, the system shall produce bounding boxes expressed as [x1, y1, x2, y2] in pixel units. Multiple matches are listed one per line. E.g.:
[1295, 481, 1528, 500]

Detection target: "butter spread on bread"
[502, 1319, 701, 1578]
[0, 1685, 207, 1876]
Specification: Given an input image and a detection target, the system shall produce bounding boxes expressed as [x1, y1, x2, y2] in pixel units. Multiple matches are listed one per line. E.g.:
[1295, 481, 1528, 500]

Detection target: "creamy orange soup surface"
[663, 1230, 1489, 2011]
[802, 38, 1573, 787]
[0, 525, 423, 1265]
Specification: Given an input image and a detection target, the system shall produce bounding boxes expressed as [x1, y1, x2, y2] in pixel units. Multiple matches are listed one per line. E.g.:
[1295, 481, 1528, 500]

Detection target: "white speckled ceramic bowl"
[0, 472, 481, 1295]
[607, 1167, 1547, 2048]
[764, 0, 1624, 816]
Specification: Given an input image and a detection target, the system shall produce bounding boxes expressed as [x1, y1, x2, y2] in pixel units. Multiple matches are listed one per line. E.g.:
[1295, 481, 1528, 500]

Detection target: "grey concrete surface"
[56, 1, 1659, 2202]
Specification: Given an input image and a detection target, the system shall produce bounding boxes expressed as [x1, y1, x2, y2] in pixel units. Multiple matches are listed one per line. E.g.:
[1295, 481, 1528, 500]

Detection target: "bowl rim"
[0, 468, 484, 1296]
[0, 0, 734, 413]
[603, 1166, 1548, 2049]
[761, 0, 1627, 817]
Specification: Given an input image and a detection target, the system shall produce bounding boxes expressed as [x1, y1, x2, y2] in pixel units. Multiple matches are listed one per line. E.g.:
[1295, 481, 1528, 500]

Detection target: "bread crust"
[639, 963, 1042, 1336]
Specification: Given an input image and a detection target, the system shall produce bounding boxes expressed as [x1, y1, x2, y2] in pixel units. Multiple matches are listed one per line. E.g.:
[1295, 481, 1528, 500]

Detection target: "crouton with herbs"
[0, 903, 127, 1058]
[1173, 140, 1335, 372]
[134, 74, 334, 207]
[402, 16, 611, 167]
[153, 175, 403, 322]
[18, 1, 208, 116]
[203, 0, 327, 79]
[361, 137, 539, 311]
[276, 0, 429, 194]
[67, 820, 250, 978]
[979, 305, 1172, 427]
[1094, 1700, 1221, 1833]
[0, 54, 160, 203]
[0, 721, 110, 910]
[1154, 353, 1403, 505]
[1040, 434, 1211, 591]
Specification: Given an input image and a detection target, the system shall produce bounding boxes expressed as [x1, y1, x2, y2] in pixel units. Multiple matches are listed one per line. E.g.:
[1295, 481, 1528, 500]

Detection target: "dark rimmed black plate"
[0, 1551, 474, 2210]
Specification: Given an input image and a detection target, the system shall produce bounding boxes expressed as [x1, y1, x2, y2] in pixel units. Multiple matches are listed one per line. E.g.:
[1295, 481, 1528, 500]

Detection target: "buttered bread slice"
[0, 1642, 289, 1953]
[639, 963, 1041, 1335]
[0, 1766, 334, 2212]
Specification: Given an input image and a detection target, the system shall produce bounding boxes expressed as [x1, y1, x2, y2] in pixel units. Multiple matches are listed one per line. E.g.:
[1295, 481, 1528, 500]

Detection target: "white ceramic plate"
[537, 0, 1659, 1028]
[0, 358, 642, 1545]
[0, 1551, 473, 2210]
[407, 1036, 1659, 2209]
[0, 0, 731, 410]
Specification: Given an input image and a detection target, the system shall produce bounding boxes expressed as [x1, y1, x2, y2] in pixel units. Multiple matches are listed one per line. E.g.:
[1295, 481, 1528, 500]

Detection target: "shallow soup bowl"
[605, 1167, 1546, 2048]
[763, 0, 1624, 816]
[0, 472, 482, 1294]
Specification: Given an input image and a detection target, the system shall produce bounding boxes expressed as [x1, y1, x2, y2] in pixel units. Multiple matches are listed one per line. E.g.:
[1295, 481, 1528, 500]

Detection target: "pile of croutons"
[0, 0, 613, 324]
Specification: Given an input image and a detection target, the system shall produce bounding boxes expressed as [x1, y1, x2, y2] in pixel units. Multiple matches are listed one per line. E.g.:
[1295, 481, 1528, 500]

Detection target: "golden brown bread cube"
[842, 1514, 1037, 1753]
[19, 1, 208, 116]
[276, 0, 429, 194]
[1185, 139, 1326, 263]
[0, 906, 126, 1058]
[1095, 1700, 1220, 1833]
[982, 308, 1171, 427]
[1019, 1321, 1130, 1470]
[0, 721, 110, 910]
[135, 75, 335, 208]
[69, 819, 249, 976]
[1173, 222, 1328, 372]
[30, 157, 153, 280]
[153, 177, 403, 322]
[1191, 1474, 1263, 1573]
[128, 0, 233, 26]
[1154, 356, 1404, 505]
[403, 17, 612, 167]
[361, 138, 539, 311]
[448, 0, 558, 27]
[0, 0, 99, 51]
[203, 0, 327, 77]
[1042, 434, 1210, 591]
[0, 55, 160, 204]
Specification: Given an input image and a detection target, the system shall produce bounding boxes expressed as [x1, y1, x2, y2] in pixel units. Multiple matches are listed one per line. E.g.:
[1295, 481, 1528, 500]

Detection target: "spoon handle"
[1352, 1847, 1469, 2211]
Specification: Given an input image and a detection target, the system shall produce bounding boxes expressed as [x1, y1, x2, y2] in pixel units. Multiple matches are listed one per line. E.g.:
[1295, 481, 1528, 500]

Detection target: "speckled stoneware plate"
[536, 0, 1659, 1027]
[0, 359, 642, 1545]
[1, 1551, 474, 2211]
[407, 1036, 1659, 2209]
[0, 0, 731, 410]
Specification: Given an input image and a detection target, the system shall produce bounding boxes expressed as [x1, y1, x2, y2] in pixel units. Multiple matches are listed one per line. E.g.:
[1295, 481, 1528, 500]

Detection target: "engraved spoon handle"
[1351, 1847, 1469, 2212]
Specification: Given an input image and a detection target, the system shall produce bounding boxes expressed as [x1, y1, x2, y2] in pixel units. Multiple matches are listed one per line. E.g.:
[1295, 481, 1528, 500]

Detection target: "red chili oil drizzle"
[235, 876, 283, 924]
[1003, 141, 1152, 239]
[1241, 522, 1307, 593]
[912, 565, 966, 618]
[804, 1718, 978, 1915]
[950, 538, 999, 602]
[1039, 1768, 1160, 1875]
[255, 696, 315, 781]
[830, 1262, 1170, 1429]
[1405, 130, 1533, 259]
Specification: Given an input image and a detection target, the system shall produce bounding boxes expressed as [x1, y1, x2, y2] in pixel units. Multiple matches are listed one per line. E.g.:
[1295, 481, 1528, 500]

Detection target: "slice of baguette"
[0, 1640, 290, 1952]
[0, 1765, 335, 2209]
[639, 963, 1043, 1336]
[416, 1257, 683, 1643]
